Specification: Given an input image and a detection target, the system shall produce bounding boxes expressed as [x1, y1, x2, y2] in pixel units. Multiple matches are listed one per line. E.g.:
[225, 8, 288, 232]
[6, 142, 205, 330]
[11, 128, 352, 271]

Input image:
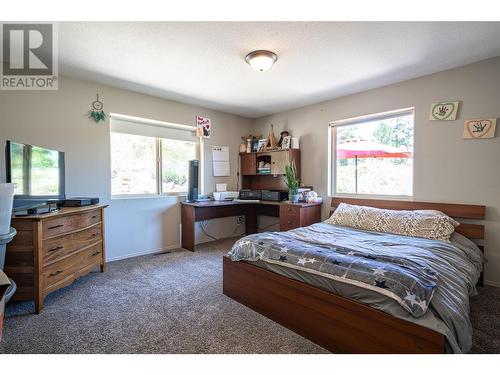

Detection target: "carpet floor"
[1, 238, 498, 354]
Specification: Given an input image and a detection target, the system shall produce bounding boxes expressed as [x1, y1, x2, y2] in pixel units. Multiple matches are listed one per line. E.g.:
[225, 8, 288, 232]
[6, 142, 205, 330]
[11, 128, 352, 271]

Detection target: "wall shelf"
[240, 149, 301, 191]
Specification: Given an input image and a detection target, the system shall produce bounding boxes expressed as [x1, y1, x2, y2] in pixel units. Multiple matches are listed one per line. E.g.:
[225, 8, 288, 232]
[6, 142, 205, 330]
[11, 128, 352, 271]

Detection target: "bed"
[223, 197, 486, 353]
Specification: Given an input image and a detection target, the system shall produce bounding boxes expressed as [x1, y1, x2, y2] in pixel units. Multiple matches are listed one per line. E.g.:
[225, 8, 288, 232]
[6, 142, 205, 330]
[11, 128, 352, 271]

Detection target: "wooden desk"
[180, 200, 322, 251]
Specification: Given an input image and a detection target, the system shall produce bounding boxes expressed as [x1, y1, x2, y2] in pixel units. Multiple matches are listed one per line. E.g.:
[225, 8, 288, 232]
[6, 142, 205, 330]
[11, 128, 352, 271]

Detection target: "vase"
[290, 193, 300, 203]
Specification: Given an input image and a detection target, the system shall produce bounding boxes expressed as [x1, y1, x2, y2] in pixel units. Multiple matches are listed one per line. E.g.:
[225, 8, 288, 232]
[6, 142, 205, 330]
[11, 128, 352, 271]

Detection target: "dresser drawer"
[280, 204, 301, 218]
[42, 243, 103, 290]
[280, 215, 301, 231]
[42, 224, 102, 266]
[42, 209, 102, 239]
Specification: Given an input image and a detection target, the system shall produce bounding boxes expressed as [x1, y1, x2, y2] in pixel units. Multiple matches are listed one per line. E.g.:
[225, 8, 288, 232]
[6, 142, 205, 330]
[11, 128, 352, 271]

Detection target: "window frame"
[110, 124, 201, 199]
[328, 107, 415, 199]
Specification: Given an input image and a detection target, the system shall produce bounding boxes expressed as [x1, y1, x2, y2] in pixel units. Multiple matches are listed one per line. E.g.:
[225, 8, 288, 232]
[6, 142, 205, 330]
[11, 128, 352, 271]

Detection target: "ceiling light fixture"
[245, 50, 278, 72]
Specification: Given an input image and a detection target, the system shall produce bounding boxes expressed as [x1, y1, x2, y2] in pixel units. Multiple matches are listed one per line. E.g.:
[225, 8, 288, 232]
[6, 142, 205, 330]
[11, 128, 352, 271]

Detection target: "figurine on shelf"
[266, 124, 278, 150]
[241, 134, 263, 153]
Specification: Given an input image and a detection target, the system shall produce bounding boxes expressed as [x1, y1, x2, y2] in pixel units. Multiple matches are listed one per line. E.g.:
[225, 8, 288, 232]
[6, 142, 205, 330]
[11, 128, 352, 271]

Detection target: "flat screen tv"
[5, 141, 65, 209]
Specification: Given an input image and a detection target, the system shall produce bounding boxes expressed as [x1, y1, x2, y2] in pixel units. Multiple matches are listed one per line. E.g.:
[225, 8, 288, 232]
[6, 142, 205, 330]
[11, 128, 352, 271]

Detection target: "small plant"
[284, 160, 300, 196]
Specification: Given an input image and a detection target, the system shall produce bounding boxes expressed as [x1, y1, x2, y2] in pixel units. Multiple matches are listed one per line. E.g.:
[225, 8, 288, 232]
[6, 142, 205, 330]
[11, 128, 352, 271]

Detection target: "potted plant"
[284, 160, 300, 203]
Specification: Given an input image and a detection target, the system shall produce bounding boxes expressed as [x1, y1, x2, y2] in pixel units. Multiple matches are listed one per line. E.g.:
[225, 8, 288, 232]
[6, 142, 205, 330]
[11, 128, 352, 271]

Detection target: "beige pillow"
[325, 203, 458, 242]
[414, 210, 460, 228]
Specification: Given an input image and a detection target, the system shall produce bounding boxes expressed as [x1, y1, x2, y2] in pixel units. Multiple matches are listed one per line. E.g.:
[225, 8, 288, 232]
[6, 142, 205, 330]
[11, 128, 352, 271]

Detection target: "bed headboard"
[330, 197, 486, 241]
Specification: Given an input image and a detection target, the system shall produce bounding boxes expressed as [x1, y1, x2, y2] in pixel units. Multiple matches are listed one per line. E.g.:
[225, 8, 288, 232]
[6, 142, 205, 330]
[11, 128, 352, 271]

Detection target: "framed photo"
[463, 118, 497, 139]
[281, 135, 291, 149]
[429, 101, 459, 121]
[257, 139, 267, 151]
[251, 138, 259, 152]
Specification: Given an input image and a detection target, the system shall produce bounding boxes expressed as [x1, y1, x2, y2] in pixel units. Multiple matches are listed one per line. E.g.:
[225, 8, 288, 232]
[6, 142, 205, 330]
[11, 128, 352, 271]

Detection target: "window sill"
[329, 193, 414, 201]
[112, 193, 187, 201]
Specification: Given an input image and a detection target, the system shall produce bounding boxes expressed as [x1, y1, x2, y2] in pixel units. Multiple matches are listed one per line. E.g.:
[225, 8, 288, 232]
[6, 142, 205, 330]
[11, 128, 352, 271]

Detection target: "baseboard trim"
[106, 234, 243, 263]
[107, 244, 182, 262]
[484, 280, 500, 288]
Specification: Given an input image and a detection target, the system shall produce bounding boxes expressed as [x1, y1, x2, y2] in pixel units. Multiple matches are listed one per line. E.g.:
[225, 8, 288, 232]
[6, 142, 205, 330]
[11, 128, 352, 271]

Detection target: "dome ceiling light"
[245, 50, 278, 72]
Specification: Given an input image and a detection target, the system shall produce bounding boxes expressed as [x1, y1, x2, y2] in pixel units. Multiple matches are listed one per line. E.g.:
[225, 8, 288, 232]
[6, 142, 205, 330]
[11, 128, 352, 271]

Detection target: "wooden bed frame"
[222, 197, 486, 353]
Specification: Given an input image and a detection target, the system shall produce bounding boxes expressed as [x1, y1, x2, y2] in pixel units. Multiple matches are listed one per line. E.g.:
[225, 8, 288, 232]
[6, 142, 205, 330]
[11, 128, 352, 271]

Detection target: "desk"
[180, 200, 322, 251]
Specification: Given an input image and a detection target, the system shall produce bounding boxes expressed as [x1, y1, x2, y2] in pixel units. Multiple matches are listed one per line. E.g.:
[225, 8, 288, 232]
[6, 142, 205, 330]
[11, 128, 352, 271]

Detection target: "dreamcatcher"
[88, 94, 106, 123]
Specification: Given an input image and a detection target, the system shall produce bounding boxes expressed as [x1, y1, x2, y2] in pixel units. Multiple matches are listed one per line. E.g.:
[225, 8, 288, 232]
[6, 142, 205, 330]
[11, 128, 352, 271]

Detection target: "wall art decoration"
[196, 116, 211, 138]
[88, 94, 106, 123]
[429, 101, 459, 121]
[463, 118, 497, 139]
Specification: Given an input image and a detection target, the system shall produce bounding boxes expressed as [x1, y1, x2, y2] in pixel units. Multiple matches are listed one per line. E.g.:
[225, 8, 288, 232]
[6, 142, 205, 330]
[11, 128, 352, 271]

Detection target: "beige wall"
[2, 58, 499, 285]
[253, 57, 500, 286]
[0, 75, 252, 260]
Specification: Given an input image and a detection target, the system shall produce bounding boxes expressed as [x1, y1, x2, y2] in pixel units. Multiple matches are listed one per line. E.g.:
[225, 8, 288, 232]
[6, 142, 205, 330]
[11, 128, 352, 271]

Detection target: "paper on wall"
[212, 146, 230, 177]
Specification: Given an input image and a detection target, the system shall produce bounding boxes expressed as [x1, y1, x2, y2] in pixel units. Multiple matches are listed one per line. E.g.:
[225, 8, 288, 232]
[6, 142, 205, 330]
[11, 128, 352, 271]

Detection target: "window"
[161, 138, 197, 193]
[329, 108, 414, 197]
[111, 133, 157, 195]
[110, 114, 199, 197]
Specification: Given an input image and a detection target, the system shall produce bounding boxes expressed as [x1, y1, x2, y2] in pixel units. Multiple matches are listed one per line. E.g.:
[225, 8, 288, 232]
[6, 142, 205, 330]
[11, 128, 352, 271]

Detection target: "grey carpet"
[0, 238, 498, 354]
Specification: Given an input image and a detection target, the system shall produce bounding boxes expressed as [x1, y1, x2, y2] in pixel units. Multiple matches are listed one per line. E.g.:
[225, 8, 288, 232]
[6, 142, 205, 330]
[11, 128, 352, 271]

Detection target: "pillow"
[414, 210, 460, 228]
[325, 203, 458, 242]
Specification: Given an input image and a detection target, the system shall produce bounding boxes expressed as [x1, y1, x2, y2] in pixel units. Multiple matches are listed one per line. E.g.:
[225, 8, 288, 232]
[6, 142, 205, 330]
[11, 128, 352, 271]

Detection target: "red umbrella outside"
[337, 140, 412, 159]
[336, 140, 412, 193]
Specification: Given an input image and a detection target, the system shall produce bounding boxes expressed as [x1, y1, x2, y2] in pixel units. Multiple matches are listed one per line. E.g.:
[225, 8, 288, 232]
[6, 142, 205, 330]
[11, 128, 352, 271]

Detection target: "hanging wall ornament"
[88, 94, 106, 123]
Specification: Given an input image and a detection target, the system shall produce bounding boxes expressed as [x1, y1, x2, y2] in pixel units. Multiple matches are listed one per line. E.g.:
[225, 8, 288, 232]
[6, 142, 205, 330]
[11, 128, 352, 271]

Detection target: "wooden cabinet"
[240, 149, 301, 191]
[279, 203, 322, 231]
[5, 205, 107, 313]
[240, 150, 300, 177]
[240, 153, 257, 175]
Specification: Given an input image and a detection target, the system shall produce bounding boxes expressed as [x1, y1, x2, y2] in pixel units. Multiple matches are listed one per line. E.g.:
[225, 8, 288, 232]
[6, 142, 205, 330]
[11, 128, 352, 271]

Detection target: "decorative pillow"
[414, 210, 460, 228]
[325, 203, 458, 242]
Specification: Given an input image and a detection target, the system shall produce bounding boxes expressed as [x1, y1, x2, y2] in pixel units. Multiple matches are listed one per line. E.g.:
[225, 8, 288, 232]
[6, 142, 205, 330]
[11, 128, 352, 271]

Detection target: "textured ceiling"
[59, 22, 500, 118]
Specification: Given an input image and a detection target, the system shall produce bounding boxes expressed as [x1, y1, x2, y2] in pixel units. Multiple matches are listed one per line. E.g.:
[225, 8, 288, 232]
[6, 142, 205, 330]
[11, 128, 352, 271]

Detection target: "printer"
[213, 191, 239, 201]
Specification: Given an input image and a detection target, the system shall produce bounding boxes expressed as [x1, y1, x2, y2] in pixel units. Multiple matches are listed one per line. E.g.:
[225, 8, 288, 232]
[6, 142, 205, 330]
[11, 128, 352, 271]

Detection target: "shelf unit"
[240, 149, 300, 191]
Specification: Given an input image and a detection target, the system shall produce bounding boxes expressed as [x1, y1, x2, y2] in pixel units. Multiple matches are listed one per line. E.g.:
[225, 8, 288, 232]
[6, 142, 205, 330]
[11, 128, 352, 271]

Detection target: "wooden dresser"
[5, 205, 107, 313]
[279, 203, 322, 231]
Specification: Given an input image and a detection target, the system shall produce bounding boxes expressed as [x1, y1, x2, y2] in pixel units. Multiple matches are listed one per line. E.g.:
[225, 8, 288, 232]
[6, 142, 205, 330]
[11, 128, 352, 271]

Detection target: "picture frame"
[429, 101, 459, 121]
[196, 116, 211, 138]
[463, 118, 497, 139]
[281, 135, 291, 149]
[257, 139, 268, 151]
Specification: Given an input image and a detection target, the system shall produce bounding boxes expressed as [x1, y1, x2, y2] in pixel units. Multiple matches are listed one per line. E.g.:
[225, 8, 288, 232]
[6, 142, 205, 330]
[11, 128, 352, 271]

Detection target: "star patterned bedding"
[228, 222, 484, 352]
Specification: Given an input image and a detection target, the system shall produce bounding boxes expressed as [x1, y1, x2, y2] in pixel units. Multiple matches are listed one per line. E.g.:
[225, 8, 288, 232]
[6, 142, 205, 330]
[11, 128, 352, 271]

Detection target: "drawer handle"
[288, 208, 293, 211]
[288, 220, 292, 224]
[49, 270, 63, 277]
[91, 215, 97, 219]
[48, 245, 64, 252]
[89, 232, 99, 239]
[92, 251, 100, 257]
[48, 224, 64, 229]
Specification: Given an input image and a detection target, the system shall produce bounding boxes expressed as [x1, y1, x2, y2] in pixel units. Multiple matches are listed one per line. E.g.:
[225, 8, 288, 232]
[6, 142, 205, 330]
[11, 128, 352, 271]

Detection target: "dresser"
[5, 205, 107, 313]
[278, 203, 322, 231]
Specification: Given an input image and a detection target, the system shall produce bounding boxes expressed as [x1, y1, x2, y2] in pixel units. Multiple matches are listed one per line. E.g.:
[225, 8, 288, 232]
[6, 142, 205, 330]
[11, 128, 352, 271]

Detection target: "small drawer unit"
[279, 203, 322, 231]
